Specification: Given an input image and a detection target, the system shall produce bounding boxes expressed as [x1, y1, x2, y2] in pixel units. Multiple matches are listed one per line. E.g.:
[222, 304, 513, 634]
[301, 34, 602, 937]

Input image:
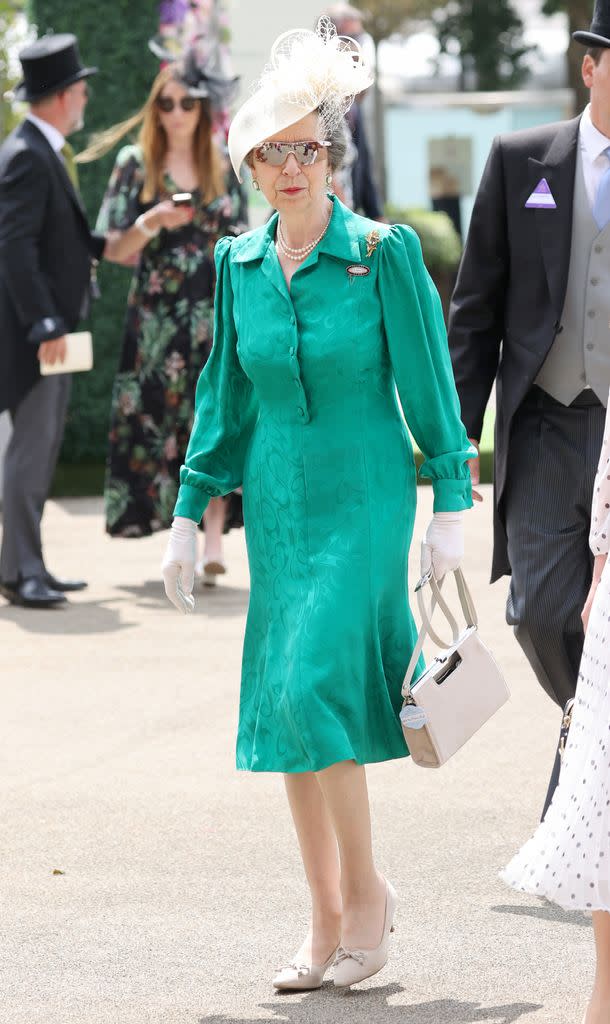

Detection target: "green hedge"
[29, 0, 158, 463]
[384, 205, 462, 276]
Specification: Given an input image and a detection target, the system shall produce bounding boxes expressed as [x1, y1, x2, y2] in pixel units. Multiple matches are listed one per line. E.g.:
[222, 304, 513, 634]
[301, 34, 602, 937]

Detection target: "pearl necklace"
[277, 210, 332, 262]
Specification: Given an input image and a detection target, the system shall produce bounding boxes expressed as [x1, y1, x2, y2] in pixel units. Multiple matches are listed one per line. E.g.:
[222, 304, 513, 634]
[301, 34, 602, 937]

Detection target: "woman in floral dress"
[80, 54, 247, 581]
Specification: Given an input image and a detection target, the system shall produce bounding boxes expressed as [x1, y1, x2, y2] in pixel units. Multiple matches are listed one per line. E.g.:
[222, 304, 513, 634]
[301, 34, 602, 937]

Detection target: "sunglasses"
[156, 95, 199, 113]
[254, 140, 331, 167]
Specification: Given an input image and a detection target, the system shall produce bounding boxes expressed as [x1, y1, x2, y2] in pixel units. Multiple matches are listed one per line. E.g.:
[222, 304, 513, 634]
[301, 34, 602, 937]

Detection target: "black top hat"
[15, 33, 98, 102]
[573, 0, 610, 47]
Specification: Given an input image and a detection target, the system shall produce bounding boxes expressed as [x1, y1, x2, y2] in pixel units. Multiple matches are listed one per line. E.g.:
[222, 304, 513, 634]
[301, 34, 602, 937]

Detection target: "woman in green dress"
[162, 20, 475, 991]
[79, 52, 246, 583]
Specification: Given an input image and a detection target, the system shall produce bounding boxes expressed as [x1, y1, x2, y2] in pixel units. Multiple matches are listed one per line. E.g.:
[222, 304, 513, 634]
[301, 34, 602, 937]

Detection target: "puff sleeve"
[590, 396, 610, 556]
[96, 145, 145, 233]
[378, 225, 476, 512]
[174, 236, 258, 522]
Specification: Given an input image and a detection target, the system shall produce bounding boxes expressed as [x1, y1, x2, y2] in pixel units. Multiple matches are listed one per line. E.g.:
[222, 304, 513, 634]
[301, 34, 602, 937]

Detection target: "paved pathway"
[0, 488, 591, 1023]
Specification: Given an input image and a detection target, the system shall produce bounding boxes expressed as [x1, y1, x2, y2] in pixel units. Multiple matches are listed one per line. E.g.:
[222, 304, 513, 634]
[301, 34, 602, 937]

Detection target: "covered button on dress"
[175, 197, 474, 773]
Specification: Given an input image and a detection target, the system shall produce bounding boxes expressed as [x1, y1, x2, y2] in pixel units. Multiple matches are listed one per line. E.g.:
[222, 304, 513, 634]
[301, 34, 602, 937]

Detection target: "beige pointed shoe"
[333, 879, 397, 989]
[273, 947, 338, 991]
[203, 558, 226, 576]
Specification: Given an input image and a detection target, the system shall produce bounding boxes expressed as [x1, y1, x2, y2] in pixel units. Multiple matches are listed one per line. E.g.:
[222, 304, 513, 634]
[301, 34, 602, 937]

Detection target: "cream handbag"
[400, 566, 509, 768]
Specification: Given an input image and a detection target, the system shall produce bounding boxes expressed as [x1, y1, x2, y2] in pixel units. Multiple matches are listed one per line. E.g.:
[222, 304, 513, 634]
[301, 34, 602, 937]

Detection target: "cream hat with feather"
[228, 17, 373, 182]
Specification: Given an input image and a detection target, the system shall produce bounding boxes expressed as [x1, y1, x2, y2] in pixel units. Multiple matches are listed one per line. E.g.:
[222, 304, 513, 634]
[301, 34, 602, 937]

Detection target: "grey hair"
[319, 105, 347, 172]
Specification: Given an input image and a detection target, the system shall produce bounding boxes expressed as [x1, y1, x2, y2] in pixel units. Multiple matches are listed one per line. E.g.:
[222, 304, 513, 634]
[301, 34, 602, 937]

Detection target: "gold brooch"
[365, 229, 380, 258]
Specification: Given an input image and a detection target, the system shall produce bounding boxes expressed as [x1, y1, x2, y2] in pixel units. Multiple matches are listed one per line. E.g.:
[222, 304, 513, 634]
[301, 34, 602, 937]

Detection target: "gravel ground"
[0, 489, 592, 1024]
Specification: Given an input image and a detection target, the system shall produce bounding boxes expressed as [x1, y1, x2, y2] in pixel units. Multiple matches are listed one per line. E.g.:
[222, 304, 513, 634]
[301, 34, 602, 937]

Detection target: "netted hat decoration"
[149, 38, 240, 109]
[228, 16, 373, 182]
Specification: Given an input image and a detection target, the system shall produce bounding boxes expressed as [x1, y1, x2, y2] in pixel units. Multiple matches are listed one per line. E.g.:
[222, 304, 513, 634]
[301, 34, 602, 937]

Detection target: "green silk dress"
[174, 197, 474, 773]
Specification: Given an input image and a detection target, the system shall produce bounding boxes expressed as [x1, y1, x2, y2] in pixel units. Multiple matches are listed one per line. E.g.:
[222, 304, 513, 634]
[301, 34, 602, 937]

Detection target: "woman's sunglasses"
[254, 140, 331, 167]
[156, 95, 200, 113]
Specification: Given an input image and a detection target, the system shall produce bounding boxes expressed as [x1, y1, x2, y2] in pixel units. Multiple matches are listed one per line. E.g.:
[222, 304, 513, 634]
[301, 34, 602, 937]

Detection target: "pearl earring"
[325, 173, 333, 188]
[252, 178, 260, 191]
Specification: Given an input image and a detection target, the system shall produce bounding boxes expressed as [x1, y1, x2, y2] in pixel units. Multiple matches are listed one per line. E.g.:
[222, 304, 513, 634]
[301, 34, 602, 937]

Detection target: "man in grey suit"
[0, 35, 105, 607]
[449, 1, 610, 710]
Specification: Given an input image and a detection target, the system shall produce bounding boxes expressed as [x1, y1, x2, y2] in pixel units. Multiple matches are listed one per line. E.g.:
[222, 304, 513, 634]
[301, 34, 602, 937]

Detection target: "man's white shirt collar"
[580, 104, 610, 163]
[26, 113, 65, 154]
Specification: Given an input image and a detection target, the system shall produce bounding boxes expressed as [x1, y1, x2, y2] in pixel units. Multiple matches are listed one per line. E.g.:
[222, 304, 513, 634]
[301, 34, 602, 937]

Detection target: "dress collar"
[232, 195, 363, 264]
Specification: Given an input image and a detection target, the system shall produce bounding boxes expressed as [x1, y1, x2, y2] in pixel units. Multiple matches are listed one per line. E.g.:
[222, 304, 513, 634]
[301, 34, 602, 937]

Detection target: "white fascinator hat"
[228, 16, 373, 182]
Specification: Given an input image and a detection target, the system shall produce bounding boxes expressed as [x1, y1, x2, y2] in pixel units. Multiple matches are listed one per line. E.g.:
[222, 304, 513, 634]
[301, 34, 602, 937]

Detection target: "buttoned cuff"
[173, 483, 210, 523]
[27, 315, 68, 345]
[431, 477, 473, 513]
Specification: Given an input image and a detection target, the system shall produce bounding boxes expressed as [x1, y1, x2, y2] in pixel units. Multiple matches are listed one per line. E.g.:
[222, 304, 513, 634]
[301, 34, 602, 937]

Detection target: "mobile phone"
[172, 192, 193, 206]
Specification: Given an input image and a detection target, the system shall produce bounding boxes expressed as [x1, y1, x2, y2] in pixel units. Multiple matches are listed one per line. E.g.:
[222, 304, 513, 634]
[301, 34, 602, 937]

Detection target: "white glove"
[162, 516, 197, 613]
[421, 511, 464, 581]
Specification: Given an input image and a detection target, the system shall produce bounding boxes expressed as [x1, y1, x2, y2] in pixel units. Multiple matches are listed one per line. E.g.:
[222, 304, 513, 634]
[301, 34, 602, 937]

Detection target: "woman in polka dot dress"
[501, 393, 610, 1024]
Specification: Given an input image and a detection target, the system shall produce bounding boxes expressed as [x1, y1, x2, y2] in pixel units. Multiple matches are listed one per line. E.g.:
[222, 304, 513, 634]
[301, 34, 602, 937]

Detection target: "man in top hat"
[448, 2, 610, 730]
[0, 33, 106, 608]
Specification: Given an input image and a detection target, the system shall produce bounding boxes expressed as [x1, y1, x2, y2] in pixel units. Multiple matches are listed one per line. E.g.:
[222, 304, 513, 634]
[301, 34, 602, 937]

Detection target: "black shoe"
[1, 576, 67, 608]
[44, 571, 87, 592]
[0, 580, 18, 603]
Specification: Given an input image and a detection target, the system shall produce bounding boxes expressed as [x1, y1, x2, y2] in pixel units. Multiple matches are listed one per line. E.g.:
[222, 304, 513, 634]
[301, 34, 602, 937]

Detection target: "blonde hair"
[77, 65, 225, 205]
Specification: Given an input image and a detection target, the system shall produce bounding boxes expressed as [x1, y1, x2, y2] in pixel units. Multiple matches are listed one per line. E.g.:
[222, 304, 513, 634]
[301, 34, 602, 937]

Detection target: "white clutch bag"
[39, 332, 93, 376]
[400, 566, 509, 768]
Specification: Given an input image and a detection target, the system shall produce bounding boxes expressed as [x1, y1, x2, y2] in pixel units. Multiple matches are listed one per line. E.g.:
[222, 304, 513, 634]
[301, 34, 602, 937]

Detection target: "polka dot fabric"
[501, 394, 610, 912]
[590, 409, 610, 557]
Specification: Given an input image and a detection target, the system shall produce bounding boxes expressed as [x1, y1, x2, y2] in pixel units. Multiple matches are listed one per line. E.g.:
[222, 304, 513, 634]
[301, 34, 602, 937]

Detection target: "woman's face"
[156, 78, 201, 145]
[251, 112, 330, 215]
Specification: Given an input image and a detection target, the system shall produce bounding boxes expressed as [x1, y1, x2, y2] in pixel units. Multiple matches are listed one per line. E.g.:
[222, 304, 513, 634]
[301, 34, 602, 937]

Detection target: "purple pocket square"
[525, 177, 557, 210]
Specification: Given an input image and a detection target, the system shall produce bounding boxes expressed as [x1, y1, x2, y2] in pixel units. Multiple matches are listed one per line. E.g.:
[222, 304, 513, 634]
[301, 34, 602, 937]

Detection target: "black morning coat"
[0, 117, 105, 413]
[448, 115, 583, 582]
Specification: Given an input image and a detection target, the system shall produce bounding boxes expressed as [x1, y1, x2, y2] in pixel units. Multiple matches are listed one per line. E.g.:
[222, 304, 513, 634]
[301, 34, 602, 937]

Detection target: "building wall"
[386, 92, 573, 234]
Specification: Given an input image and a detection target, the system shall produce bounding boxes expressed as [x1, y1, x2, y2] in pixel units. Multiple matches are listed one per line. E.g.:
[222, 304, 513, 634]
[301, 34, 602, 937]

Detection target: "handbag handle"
[402, 565, 478, 697]
[418, 567, 478, 644]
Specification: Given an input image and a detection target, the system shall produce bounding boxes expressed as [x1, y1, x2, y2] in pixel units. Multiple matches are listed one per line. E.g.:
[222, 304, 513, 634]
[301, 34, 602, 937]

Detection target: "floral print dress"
[96, 143, 247, 536]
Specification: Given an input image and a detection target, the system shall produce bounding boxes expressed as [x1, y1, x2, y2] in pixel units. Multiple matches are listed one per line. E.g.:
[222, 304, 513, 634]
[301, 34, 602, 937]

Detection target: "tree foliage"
[432, 0, 534, 90]
[357, 0, 437, 44]
[0, 0, 27, 140]
[350, 1, 438, 205]
[28, 0, 158, 463]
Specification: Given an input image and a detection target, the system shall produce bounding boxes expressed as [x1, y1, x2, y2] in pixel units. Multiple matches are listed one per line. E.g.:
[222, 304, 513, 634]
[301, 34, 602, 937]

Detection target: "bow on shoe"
[276, 962, 311, 978]
[334, 946, 365, 966]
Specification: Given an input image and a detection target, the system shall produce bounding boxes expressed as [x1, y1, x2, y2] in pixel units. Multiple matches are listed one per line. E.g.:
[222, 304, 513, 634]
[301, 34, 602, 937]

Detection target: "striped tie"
[61, 141, 79, 191]
[593, 145, 610, 230]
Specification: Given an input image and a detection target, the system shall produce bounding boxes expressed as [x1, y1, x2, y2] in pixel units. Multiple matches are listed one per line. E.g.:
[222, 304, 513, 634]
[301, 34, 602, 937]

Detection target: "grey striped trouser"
[0, 374, 71, 582]
[504, 387, 605, 708]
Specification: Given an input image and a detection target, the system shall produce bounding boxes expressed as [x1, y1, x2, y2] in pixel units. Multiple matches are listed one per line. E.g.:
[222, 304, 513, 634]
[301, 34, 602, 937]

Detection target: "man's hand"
[38, 336, 67, 366]
[468, 438, 483, 503]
